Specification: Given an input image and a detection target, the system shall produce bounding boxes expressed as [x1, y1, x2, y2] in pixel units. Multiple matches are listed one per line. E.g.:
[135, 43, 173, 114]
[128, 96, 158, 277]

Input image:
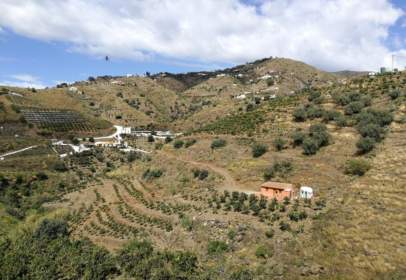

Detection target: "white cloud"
[1, 73, 47, 88]
[10, 74, 38, 83]
[0, 0, 404, 71]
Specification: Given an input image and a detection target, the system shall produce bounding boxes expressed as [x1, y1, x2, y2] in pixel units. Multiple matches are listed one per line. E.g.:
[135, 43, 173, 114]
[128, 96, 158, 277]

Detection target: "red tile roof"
[260, 181, 294, 190]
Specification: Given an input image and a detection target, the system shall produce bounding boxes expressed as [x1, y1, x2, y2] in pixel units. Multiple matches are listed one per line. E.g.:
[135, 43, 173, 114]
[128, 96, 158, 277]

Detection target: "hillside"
[0, 59, 405, 279]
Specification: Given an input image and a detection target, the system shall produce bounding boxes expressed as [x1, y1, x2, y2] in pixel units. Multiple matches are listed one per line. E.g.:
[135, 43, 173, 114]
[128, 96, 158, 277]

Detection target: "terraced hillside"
[0, 59, 405, 279]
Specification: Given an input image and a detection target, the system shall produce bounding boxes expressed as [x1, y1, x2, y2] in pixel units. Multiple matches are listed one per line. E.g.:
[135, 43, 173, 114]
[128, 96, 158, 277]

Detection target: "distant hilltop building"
[380, 67, 389, 74]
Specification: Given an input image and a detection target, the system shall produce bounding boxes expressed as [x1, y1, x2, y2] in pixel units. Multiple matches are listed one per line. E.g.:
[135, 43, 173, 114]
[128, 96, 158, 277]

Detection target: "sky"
[0, 0, 406, 88]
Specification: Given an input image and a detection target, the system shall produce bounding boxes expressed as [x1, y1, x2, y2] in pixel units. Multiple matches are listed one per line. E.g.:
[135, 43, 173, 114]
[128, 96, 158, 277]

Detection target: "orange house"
[259, 181, 295, 201]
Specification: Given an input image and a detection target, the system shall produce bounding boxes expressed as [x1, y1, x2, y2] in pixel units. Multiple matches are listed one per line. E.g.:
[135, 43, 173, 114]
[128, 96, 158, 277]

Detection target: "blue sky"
[0, 0, 405, 88]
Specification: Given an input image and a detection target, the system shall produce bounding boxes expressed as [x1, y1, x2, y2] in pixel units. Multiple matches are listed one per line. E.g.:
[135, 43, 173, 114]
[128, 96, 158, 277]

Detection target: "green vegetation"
[173, 139, 184, 149]
[0, 219, 117, 280]
[251, 143, 268, 157]
[211, 138, 227, 149]
[356, 109, 393, 143]
[389, 89, 400, 100]
[293, 107, 307, 122]
[322, 110, 341, 123]
[344, 159, 371, 176]
[356, 137, 376, 154]
[118, 240, 199, 279]
[296, 123, 331, 155]
[344, 101, 365, 115]
[291, 130, 305, 147]
[255, 245, 272, 258]
[199, 110, 265, 134]
[207, 240, 229, 255]
[192, 168, 209, 180]
[142, 168, 163, 180]
[184, 138, 197, 148]
[273, 137, 287, 151]
[263, 160, 293, 180]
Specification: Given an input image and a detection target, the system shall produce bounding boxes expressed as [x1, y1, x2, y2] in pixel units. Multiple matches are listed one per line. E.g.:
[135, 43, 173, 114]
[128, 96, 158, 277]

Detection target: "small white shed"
[299, 186, 313, 199]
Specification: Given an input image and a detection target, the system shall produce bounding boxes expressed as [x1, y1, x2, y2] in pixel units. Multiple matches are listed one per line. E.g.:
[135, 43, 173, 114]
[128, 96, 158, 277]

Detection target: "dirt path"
[0, 145, 38, 159]
[159, 150, 248, 192]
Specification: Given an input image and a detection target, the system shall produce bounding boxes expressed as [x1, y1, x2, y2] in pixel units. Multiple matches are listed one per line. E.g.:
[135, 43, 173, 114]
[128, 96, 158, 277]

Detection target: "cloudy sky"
[1, 0, 406, 88]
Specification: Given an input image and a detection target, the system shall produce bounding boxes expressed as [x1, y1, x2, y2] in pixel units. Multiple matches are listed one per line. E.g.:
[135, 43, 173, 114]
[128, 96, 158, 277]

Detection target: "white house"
[121, 127, 132, 135]
[235, 94, 247, 100]
[299, 186, 314, 199]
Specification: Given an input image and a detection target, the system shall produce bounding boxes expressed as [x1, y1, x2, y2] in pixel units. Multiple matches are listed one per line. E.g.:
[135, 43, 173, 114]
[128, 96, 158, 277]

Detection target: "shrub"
[263, 160, 293, 180]
[53, 161, 68, 172]
[344, 101, 364, 115]
[265, 228, 274, 238]
[180, 216, 193, 231]
[72, 138, 80, 145]
[288, 211, 300, 222]
[322, 110, 341, 123]
[389, 90, 400, 100]
[127, 152, 140, 162]
[229, 269, 254, 280]
[255, 245, 271, 258]
[207, 240, 228, 255]
[36, 172, 48, 181]
[165, 136, 173, 143]
[361, 95, 372, 106]
[306, 105, 324, 119]
[357, 123, 383, 142]
[252, 143, 268, 157]
[192, 169, 209, 180]
[211, 139, 226, 149]
[142, 169, 163, 180]
[173, 140, 184, 149]
[309, 123, 327, 134]
[147, 135, 155, 142]
[334, 94, 351, 106]
[279, 221, 291, 231]
[272, 161, 293, 175]
[184, 139, 197, 148]
[308, 90, 321, 102]
[293, 107, 307, 122]
[334, 92, 361, 106]
[273, 137, 286, 151]
[356, 109, 393, 128]
[291, 130, 305, 147]
[356, 137, 376, 154]
[302, 137, 319, 155]
[344, 159, 371, 176]
[263, 168, 274, 181]
[34, 219, 69, 240]
[227, 229, 236, 240]
[309, 124, 330, 147]
[335, 115, 347, 127]
[288, 210, 307, 222]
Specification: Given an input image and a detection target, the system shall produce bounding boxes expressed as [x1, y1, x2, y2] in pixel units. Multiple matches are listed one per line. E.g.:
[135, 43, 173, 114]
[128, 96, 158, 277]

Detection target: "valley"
[0, 57, 405, 279]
